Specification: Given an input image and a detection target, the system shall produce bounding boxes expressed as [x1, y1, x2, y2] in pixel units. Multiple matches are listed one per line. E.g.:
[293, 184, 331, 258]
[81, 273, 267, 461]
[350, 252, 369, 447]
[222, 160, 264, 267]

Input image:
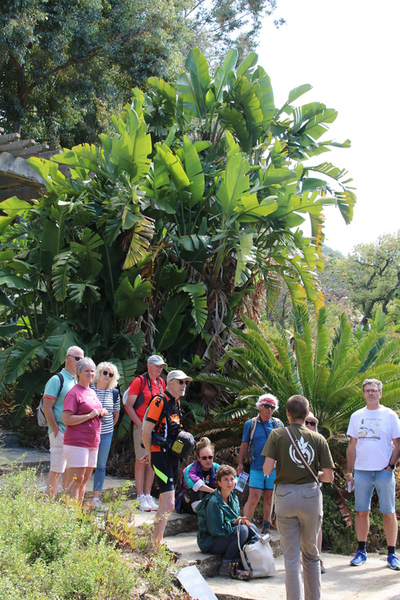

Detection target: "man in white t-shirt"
[346, 378, 400, 569]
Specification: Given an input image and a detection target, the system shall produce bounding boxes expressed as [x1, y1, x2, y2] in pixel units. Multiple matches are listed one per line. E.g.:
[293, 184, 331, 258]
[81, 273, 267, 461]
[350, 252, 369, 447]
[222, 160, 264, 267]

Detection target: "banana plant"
[1, 47, 357, 421]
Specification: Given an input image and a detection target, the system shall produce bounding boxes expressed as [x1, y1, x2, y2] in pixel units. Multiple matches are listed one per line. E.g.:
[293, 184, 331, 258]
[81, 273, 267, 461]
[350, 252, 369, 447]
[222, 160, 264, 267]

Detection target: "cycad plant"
[198, 307, 400, 440]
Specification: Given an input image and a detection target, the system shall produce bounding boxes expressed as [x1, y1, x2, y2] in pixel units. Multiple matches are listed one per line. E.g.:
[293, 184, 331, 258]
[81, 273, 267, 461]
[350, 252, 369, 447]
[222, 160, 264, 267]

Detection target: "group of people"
[42, 346, 121, 507]
[42, 351, 400, 600]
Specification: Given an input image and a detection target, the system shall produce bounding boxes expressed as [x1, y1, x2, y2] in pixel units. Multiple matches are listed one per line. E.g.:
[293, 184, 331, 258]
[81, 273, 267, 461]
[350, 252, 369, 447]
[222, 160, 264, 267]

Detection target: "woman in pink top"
[62, 358, 108, 503]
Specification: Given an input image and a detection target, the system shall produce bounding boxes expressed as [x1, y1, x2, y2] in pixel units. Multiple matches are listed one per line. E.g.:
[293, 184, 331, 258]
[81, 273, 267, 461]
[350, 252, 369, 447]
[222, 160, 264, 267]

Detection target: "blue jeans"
[209, 524, 258, 562]
[354, 468, 395, 513]
[93, 431, 113, 492]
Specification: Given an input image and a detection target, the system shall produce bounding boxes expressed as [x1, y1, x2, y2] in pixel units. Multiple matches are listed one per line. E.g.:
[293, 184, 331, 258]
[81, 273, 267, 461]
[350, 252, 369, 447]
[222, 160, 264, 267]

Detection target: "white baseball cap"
[147, 355, 166, 366]
[167, 369, 193, 382]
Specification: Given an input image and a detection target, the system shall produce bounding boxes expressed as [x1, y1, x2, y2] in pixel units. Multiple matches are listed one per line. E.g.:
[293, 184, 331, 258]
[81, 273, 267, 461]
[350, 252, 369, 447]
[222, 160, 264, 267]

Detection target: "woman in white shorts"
[62, 358, 108, 503]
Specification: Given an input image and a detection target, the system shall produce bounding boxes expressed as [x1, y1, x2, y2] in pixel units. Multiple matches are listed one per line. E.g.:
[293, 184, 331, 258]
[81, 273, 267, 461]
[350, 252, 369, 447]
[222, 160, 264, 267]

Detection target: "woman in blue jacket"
[175, 437, 220, 513]
[196, 465, 258, 577]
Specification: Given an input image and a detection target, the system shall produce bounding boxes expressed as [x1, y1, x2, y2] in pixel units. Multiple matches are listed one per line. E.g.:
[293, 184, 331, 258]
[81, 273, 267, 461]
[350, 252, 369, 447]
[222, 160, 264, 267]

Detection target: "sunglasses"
[261, 405, 275, 410]
[173, 379, 187, 385]
[305, 421, 316, 427]
[199, 456, 213, 461]
[68, 355, 82, 362]
[103, 370, 114, 378]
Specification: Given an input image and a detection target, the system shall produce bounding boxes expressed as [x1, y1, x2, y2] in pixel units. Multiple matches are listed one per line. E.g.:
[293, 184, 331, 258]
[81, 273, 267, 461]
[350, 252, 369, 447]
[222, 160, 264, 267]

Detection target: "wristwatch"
[388, 463, 395, 470]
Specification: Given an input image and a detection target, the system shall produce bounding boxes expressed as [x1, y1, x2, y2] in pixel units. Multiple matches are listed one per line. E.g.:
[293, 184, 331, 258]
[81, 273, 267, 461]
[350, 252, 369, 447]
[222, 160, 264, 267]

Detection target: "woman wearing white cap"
[125, 355, 166, 511]
[305, 411, 325, 574]
[238, 393, 284, 533]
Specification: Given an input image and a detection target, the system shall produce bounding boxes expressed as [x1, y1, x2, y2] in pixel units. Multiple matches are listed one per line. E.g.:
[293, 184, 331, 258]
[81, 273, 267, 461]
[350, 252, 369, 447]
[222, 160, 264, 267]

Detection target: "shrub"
[0, 468, 136, 599]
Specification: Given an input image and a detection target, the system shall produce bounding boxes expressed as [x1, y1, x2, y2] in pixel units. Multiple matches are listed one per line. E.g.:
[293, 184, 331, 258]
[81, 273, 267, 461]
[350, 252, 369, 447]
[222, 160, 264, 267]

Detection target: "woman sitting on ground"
[62, 358, 108, 504]
[175, 437, 220, 514]
[196, 464, 258, 577]
[90, 361, 121, 509]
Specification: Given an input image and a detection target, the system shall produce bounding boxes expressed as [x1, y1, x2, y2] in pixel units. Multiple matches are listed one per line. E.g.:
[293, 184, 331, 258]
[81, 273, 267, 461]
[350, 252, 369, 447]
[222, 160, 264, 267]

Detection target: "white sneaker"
[137, 494, 152, 512]
[91, 498, 106, 510]
[145, 495, 158, 511]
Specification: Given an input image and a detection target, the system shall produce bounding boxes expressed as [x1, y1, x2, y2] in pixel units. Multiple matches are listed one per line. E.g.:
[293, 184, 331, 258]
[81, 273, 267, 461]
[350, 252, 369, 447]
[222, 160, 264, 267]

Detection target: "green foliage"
[1, 47, 356, 422]
[0, 469, 136, 599]
[0, 0, 280, 146]
[198, 307, 400, 443]
[341, 231, 400, 326]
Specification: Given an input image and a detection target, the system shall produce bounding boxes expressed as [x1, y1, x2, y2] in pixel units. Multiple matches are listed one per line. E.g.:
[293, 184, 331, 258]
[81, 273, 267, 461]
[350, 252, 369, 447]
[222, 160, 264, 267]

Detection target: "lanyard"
[147, 375, 163, 396]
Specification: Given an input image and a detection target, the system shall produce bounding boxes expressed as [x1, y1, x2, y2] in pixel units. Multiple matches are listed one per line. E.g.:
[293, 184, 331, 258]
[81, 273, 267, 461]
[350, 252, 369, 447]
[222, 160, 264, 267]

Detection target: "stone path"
[2, 430, 400, 599]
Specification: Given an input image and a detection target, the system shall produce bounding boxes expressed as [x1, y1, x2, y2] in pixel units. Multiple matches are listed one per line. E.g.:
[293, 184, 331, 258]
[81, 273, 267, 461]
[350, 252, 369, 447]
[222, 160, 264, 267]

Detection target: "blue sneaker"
[387, 553, 400, 570]
[350, 550, 367, 566]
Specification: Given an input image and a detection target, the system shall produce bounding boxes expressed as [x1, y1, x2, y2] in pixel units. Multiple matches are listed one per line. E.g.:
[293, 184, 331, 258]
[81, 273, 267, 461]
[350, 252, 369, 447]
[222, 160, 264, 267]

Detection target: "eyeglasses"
[103, 370, 114, 378]
[364, 389, 379, 394]
[305, 421, 316, 427]
[261, 405, 274, 410]
[174, 380, 187, 385]
[68, 355, 82, 362]
[199, 456, 213, 461]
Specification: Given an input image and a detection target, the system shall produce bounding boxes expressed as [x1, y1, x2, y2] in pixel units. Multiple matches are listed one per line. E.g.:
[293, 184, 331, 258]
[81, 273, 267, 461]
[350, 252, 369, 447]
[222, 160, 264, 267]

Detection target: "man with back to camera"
[42, 345, 84, 497]
[237, 393, 283, 533]
[262, 395, 334, 600]
[141, 369, 192, 544]
[346, 378, 400, 569]
[124, 355, 166, 511]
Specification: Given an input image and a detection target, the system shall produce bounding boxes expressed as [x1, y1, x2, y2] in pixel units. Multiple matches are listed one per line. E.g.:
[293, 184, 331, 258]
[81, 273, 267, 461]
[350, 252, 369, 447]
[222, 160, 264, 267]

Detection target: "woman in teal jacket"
[196, 465, 258, 576]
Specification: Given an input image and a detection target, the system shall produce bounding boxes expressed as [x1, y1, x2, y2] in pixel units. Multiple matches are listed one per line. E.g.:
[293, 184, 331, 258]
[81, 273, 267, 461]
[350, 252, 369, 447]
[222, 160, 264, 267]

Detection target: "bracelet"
[346, 472, 352, 476]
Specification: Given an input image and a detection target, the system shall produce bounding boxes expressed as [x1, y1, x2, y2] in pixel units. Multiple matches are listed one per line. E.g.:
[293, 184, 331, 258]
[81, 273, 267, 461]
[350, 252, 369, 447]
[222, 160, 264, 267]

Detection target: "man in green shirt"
[262, 395, 334, 600]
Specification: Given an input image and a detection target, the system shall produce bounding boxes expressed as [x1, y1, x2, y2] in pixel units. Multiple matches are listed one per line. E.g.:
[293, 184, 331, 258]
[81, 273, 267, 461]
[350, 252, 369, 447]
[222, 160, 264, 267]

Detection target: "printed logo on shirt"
[289, 436, 315, 468]
[357, 417, 381, 441]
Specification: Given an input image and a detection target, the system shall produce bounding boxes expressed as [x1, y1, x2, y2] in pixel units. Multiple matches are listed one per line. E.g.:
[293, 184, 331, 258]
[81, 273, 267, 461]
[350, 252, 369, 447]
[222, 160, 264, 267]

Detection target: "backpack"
[143, 394, 195, 460]
[36, 372, 64, 428]
[122, 373, 163, 406]
[248, 416, 283, 464]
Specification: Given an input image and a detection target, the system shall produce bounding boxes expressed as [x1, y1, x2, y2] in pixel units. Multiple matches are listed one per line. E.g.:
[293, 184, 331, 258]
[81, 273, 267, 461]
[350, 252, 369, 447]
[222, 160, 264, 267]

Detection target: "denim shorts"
[354, 469, 395, 514]
[249, 468, 276, 490]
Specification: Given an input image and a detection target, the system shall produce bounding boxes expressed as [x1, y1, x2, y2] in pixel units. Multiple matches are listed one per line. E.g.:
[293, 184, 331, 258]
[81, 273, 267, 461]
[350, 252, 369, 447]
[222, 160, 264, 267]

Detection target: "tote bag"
[238, 528, 276, 578]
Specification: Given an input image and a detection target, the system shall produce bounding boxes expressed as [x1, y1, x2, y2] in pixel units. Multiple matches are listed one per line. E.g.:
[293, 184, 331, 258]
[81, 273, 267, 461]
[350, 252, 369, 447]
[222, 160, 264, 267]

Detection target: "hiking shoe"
[218, 562, 231, 577]
[137, 494, 152, 512]
[320, 560, 325, 574]
[387, 553, 400, 570]
[145, 494, 158, 511]
[350, 550, 367, 566]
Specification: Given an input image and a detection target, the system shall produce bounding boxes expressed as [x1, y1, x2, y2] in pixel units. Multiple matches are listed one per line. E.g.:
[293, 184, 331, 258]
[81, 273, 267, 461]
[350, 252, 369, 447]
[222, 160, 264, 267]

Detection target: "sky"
[258, 0, 400, 256]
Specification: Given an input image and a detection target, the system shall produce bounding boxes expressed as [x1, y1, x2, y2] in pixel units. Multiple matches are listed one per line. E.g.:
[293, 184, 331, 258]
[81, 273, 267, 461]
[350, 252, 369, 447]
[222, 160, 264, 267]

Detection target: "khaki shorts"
[49, 430, 67, 473]
[133, 424, 147, 460]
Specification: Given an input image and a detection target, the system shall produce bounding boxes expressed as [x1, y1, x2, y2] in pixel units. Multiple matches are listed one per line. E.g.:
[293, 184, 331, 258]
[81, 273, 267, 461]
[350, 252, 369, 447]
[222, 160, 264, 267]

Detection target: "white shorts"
[64, 445, 98, 469]
[49, 430, 67, 473]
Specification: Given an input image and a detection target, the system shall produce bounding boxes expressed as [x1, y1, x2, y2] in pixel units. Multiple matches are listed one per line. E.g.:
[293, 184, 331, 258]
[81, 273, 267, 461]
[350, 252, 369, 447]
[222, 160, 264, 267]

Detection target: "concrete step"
[164, 528, 281, 578]
[0, 429, 21, 448]
[127, 507, 198, 537]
